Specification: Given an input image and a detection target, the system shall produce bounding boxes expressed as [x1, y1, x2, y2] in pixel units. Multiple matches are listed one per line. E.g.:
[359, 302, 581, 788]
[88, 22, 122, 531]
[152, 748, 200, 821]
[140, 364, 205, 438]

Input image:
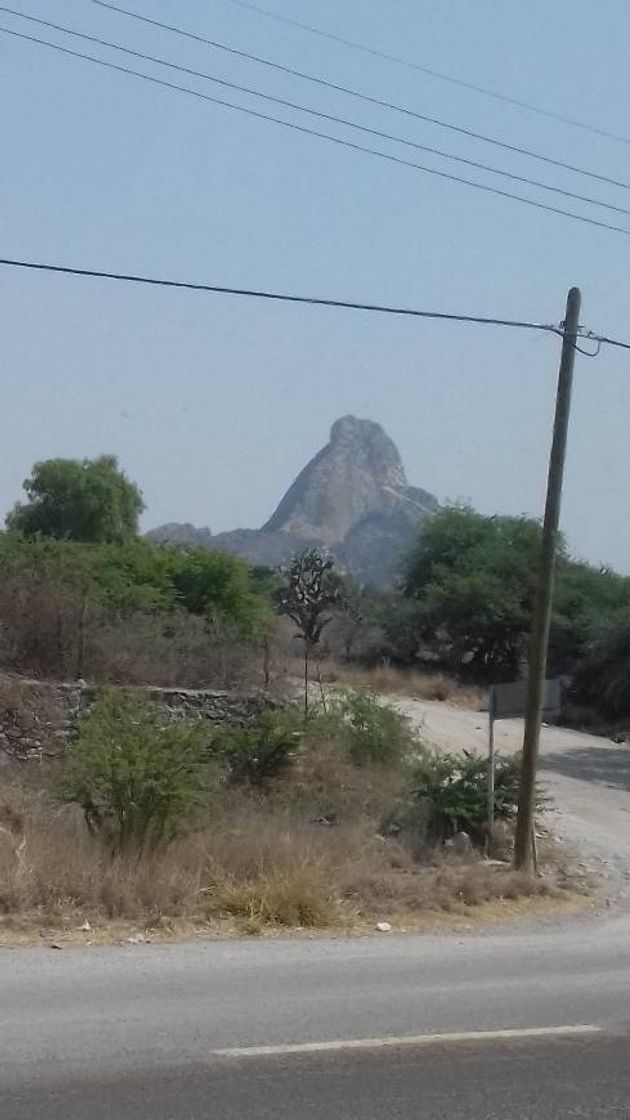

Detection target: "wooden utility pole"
[487, 686, 496, 834]
[513, 287, 582, 872]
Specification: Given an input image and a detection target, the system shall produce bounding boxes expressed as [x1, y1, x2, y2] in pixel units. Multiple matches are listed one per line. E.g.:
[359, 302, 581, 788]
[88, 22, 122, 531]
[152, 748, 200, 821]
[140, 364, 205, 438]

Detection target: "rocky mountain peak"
[149, 416, 438, 585]
[262, 415, 416, 544]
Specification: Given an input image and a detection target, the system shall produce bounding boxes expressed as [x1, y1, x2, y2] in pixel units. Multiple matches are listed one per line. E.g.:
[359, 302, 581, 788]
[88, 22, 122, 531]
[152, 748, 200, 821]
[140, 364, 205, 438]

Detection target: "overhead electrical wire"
[579, 330, 630, 354]
[0, 256, 578, 334]
[88, 1, 630, 196]
[213, 0, 630, 147]
[4, 7, 629, 217]
[3, 25, 630, 239]
[1, 256, 629, 353]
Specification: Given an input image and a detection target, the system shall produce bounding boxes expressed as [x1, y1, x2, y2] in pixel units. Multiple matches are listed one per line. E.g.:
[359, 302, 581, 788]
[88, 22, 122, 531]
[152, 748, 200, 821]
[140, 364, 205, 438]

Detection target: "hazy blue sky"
[2, 0, 630, 569]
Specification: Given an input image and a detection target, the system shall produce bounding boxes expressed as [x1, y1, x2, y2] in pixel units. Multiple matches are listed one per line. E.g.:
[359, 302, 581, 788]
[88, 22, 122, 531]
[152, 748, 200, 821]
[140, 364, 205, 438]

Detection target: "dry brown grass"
[0, 582, 291, 691]
[0, 772, 570, 941]
[272, 732, 409, 823]
[323, 663, 484, 710]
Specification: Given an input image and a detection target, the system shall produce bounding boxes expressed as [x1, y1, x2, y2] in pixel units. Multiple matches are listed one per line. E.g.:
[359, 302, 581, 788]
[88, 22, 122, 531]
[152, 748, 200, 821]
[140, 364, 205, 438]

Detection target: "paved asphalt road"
[3, 910, 630, 1119]
[3, 707, 630, 1118]
[5, 1034, 630, 1119]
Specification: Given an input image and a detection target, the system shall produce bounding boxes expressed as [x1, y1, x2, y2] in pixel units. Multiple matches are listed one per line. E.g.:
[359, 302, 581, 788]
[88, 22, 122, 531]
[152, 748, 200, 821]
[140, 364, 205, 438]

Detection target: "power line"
[90, 1, 630, 197]
[4, 6, 629, 217]
[217, 0, 630, 147]
[4, 26, 630, 240]
[2, 256, 629, 353]
[0, 256, 561, 332]
[580, 330, 630, 354]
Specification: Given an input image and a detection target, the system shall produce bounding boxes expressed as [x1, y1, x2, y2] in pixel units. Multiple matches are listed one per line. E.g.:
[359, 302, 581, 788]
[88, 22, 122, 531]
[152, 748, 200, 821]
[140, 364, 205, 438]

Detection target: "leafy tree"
[550, 560, 630, 673]
[571, 619, 630, 720]
[404, 507, 547, 679]
[165, 546, 268, 635]
[404, 506, 630, 683]
[326, 581, 427, 667]
[7, 455, 144, 543]
[371, 594, 426, 665]
[276, 550, 345, 716]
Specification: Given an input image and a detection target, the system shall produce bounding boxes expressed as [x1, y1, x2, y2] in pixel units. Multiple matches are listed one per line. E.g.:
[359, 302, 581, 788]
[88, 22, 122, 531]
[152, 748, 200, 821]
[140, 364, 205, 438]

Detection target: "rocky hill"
[149, 416, 438, 585]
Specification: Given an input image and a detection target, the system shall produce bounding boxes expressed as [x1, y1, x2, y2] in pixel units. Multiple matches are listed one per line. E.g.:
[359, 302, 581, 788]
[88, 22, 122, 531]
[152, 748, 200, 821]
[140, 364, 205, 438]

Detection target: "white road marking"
[211, 1024, 601, 1058]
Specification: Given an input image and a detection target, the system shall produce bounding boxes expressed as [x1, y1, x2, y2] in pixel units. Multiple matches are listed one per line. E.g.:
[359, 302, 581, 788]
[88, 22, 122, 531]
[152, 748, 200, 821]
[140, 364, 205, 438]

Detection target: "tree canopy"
[0, 534, 270, 637]
[403, 505, 630, 680]
[6, 455, 144, 543]
[572, 619, 630, 720]
[404, 507, 545, 677]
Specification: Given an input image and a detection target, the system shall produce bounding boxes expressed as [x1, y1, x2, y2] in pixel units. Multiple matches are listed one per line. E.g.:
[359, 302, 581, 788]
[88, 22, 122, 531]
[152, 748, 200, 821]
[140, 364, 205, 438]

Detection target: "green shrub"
[214, 710, 301, 785]
[410, 749, 521, 844]
[319, 689, 413, 767]
[61, 692, 211, 852]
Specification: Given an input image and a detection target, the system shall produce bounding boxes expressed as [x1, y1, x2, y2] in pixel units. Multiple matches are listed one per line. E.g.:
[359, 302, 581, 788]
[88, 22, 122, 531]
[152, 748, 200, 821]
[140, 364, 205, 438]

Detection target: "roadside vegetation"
[1, 689, 562, 938]
[0, 530, 272, 690]
[326, 505, 630, 732]
[2, 457, 628, 724]
[0, 456, 619, 939]
[323, 664, 485, 710]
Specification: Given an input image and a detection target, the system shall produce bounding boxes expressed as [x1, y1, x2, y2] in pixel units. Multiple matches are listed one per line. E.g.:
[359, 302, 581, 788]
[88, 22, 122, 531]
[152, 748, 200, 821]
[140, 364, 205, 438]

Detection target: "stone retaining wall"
[0, 678, 276, 762]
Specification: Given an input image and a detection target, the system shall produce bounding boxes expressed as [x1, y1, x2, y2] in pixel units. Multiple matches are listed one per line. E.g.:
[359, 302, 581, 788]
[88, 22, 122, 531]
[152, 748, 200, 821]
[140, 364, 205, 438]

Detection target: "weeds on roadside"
[308, 688, 415, 768]
[60, 692, 212, 853]
[322, 664, 484, 710]
[212, 709, 302, 785]
[0, 687, 565, 936]
[383, 750, 523, 847]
